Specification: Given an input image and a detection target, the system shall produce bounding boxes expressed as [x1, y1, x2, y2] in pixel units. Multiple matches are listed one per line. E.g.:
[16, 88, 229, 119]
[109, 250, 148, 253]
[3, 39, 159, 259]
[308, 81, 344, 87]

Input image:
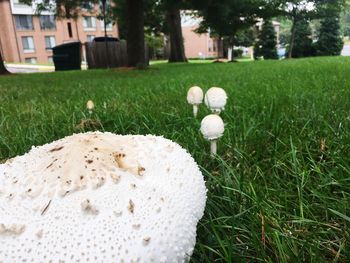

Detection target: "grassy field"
[1, 57, 350, 262]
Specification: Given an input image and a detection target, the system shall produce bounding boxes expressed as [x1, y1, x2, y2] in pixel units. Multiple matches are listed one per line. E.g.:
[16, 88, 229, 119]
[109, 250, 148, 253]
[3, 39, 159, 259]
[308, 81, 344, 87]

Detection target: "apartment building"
[0, 0, 119, 64]
[181, 14, 223, 59]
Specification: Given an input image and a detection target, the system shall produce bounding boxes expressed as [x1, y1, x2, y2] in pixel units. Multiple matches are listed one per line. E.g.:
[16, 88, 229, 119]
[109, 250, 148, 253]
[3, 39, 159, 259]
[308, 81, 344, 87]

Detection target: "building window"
[83, 16, 96, 31]
[13, 0, 29, 6]
[81, 2, 94, 11]
[21, 36, 35, 53]
[40, 15, 56, 30]
[100, 20, 113, 31]
[67, 22, 73, 38]
[48, 56, 53, 64]
[45, 36, 56, 50]
[86, 35, 95, 42]
[14, 15, 34, 30]
[25, 57, 37, 64]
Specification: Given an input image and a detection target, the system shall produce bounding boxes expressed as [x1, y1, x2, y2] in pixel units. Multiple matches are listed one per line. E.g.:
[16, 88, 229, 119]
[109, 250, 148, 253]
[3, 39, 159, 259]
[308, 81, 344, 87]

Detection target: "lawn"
[1, 57, 350, 262]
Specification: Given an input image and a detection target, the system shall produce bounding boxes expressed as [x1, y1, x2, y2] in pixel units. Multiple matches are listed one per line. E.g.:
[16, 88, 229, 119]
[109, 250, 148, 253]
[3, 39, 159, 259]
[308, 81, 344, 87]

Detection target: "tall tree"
[125, 0, 146, 67]
[317, 15, 343, 55]
[196, 0, 279, 61]
[165, 5, 187, 62]
[254, 20, 278, 59]
[278, 0, 317, 58]
[287, 18, 314, 57]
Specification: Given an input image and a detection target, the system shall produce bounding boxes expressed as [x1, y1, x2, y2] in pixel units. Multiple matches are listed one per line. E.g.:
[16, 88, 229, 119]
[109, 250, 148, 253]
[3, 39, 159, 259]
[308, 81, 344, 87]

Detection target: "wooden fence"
[85, 41, 149, 69]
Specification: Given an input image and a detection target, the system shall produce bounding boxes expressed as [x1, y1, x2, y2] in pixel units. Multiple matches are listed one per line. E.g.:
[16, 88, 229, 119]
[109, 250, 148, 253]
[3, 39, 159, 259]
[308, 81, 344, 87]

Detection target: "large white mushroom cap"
[0, 132, 207, 262]
[204, 87, 228, 112]
[200, 114, 225, 140]
[187, 86, 204, 105]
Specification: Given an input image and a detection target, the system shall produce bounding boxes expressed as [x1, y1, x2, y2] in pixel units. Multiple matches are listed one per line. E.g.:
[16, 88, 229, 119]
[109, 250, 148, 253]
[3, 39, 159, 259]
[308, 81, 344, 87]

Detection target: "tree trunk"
[230, 45, 235, 62]
[166, 7, 187, 63]
[0, 50, 9, 75]
[288, 17, 297, 58]
[126, 0, 146, 67]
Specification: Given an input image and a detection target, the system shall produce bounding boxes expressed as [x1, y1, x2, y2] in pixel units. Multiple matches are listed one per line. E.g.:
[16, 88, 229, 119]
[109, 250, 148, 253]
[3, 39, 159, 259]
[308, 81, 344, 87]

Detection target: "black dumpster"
[52, 42, 82, 71]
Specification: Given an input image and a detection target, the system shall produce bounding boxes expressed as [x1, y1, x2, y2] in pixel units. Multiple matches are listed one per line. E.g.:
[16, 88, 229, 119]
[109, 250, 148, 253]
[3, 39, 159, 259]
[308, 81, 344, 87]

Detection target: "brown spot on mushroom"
[49, 146, 64, 152]
[46, 158, 58, 169]
[138, 167, 145, 176]
[132, 224, 141, 230]
[81, 199, 99, 214]
[128, 200, 135, 214]
[143, 236, 151, 245]
[41, 200, 52, 215]
[86, 160, 93, 164]
[36, 229, 43, 239]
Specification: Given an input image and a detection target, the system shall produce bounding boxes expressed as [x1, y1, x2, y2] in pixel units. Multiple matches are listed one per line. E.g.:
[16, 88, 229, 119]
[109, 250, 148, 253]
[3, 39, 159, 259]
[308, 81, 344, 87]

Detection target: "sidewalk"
[5, 63, 88, 73]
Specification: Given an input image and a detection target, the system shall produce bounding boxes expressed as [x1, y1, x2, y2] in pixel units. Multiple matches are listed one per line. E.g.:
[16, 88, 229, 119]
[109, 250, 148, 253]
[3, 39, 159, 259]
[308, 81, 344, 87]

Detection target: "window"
[100, 20, 112, 31]
[13, 0, 30, 6]
[83, 16, 96, 30]
[48, 56, 53, 64]
[21, 36, 35, 53]
[45, 36, 56, 50]
[25, 57, 37, 64]
[40, 15, 56, 30]
[14, 15, 34, 30]
[86, 35, 95, 42]
[81, 2, 94, 11]
[67, 22, 73, 38]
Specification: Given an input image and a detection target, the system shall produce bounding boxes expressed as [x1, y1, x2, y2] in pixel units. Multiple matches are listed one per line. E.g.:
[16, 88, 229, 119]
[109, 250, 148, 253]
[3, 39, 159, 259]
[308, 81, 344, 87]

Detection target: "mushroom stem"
[88, 110, 93, 115]
[210, 140, 217, 157]
[193, 105, 199, 117]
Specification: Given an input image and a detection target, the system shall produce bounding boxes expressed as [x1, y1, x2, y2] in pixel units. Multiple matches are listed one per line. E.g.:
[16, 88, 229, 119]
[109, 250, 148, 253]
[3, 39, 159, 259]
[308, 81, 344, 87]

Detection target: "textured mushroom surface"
[200, 114, 225, 140]
[187, 86, 204, 105]
[204, 87, 228, 111]
[0, 132, 207, 263]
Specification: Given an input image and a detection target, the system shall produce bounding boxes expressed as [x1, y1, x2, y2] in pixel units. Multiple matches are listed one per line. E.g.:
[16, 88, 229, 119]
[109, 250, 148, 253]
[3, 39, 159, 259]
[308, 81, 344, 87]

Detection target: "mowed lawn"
[1, 57, 350, 262]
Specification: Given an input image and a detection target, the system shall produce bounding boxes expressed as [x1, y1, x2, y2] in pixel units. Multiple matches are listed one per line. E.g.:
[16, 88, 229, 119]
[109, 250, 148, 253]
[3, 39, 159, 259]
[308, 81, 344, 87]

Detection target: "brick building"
[0, 0, 118, 64]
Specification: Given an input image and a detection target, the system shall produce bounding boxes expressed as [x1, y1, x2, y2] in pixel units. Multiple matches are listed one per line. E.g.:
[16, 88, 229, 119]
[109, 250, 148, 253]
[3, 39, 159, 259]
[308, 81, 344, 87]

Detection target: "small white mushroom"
[86, 100, 94, 114]
[187, 86, 204, 117]
[200, 114, 225, 157]
[204, 87, 228, 114]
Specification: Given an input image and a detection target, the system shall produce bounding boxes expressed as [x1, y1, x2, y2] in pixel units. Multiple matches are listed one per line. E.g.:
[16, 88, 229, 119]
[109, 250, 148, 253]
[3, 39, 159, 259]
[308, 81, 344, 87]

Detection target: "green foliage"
[288, 19, 315, 58]
[1, 57, 350, 261]
[317, 15, 344, 56]
[254, 20, 278, 60]
[196, 0, 278, 45]
[145, 34, 165, 60]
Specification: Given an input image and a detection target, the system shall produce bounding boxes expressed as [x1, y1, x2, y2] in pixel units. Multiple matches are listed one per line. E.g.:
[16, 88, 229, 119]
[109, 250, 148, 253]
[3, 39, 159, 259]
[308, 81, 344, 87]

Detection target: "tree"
[317, 15, 343, 55]
[278, 0, 317, 58]
[196, 0, 279, 61]
[165, 4, 187, 62]
[125, 0, 146, 67]
[287, 18, 314, 57]
[254, 20, 278, 59]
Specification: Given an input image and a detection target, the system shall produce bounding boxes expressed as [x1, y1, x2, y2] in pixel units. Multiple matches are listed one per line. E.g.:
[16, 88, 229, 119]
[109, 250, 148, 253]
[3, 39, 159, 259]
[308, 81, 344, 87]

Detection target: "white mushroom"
[86, 100, 94, 114]
[204, 87, 228, 114]
[200, 114, 225, 157]
[0, 132, 207, 262]
[187, 86, 204, 117]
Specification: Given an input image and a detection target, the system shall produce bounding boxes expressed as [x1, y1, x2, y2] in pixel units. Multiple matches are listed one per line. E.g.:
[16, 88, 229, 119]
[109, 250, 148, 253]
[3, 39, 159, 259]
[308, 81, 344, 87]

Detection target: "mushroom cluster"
[0, 132, 207, 262]
[187, 86, 227, 157]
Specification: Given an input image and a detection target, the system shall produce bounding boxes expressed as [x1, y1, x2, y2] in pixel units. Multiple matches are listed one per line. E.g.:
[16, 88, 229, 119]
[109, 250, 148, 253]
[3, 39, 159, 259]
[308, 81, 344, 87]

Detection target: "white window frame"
[100, 20, 113, 31]
[24, 57, 37, 64]
[83, 16, 96, 31]
[22, 36, 35, 53]
[44, 36, 56, 50]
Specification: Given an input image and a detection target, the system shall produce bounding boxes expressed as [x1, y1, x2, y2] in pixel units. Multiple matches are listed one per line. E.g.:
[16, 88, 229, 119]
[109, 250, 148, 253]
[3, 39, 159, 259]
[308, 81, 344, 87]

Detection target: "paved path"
[341, 44, 350, 56]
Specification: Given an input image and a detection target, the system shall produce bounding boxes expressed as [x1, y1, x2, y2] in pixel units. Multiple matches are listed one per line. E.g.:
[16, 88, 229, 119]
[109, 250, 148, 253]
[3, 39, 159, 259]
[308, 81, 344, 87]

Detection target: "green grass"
[1, 57, 350, 262]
